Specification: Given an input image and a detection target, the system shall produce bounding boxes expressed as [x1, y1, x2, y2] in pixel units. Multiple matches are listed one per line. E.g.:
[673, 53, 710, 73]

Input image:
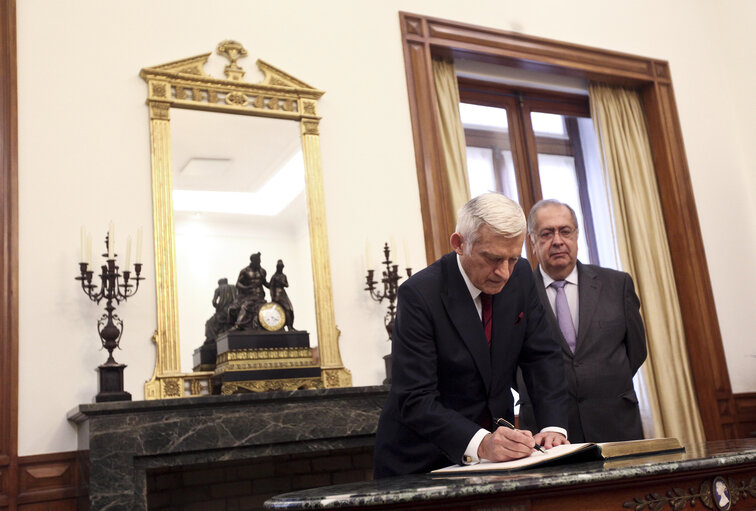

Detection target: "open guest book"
[432, 437, 684, 474]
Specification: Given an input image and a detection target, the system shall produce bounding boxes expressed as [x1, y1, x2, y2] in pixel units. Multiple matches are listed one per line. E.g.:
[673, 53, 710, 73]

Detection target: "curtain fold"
[432, 58, 470, 215]
[589, 83, 705, 444]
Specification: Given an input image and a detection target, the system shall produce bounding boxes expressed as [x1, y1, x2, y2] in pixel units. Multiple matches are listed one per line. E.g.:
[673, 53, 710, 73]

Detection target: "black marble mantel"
[67, 385, 389, 511]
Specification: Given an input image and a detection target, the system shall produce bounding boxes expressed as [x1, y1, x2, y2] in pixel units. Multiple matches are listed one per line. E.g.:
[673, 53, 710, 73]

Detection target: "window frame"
[458, 78, 600, 265]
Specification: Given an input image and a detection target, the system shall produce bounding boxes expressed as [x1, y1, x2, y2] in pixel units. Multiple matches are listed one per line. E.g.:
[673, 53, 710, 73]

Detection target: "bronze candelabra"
[364, 242, 411, 384]
[75, 228, 144, 402]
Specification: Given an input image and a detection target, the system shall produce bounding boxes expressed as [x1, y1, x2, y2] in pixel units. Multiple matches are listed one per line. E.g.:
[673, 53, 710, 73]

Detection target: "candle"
[87, 234, 92, 265]
[108, 221, 114, 259]
[365, 240, 372, 270]
[125, 236, 132, 269]
[403, 240, 410, 267]
[136, 227, 143, 264]
[80, 226, 85, 263]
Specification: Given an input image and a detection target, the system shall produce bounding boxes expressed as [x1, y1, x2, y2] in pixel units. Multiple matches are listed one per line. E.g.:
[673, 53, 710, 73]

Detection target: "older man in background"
[518, 199, 647, 443]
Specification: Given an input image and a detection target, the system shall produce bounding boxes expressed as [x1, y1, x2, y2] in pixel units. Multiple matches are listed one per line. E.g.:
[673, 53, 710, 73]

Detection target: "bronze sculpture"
[270, 259, 296, 331]
[228, 252, 269, 330]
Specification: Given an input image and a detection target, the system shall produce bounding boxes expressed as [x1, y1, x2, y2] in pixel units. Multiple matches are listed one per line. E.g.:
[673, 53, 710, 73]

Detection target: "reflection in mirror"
[170, 109, 317, 372]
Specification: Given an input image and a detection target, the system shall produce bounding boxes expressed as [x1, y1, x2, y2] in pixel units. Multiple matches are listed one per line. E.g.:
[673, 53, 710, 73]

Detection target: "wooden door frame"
[1, 0, 19, 507]
[399, 11, 736, 440]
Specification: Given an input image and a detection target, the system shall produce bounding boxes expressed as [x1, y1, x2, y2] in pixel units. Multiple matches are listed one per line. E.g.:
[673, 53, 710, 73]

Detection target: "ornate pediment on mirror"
[140, 40, 351, 399]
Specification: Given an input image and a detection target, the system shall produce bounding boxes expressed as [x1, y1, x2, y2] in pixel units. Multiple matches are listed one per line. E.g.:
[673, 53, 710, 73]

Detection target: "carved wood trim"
[0, 0, 19, 508]
[399, 11, 732, 440]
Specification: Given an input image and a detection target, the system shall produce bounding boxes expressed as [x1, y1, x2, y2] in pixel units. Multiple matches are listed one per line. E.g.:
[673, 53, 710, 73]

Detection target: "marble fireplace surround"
[68, 385, 389, 511]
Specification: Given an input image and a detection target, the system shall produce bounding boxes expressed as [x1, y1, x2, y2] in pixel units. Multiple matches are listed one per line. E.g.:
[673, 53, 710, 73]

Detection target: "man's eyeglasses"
[536, 226, 577, 242]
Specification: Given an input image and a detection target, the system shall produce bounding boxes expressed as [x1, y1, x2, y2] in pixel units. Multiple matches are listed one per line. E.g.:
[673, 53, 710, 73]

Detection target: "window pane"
[531, 112, 567, 138]
[537, 154, 591, 263]
[460, 103, 508, 131]
[466, 146, 497, 197]
[498, 150, 519, 204]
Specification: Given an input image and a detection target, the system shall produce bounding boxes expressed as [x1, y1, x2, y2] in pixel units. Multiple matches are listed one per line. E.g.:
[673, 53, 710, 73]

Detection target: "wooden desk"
[265, 439, 756, 510]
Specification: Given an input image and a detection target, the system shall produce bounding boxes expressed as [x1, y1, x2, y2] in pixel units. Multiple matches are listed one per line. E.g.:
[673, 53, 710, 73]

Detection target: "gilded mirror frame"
[140, 41, 351, 399]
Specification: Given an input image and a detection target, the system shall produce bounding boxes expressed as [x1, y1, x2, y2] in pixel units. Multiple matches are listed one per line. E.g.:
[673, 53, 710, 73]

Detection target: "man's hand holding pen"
[477, 417, 570, 462]
[477, 426, 537, 461]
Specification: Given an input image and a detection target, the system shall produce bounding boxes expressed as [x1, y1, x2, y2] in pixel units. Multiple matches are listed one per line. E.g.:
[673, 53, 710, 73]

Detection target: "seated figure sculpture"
[228, 252, 269, 331]
[203, 277, 237, 344]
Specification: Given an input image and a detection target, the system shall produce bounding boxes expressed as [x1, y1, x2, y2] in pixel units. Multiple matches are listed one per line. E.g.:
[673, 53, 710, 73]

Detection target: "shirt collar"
[456, 253, 482, 301]
[539, 263, 579, 288]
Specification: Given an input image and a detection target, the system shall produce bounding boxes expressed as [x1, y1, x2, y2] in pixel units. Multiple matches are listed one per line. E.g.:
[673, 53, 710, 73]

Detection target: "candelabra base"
[383, 353, 392, 385]
[95, 363, 132, 403]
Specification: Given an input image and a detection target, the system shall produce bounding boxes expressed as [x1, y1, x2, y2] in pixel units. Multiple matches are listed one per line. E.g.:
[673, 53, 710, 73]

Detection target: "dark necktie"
[481, 293, 492, 346]
[551, 280, 576, 353]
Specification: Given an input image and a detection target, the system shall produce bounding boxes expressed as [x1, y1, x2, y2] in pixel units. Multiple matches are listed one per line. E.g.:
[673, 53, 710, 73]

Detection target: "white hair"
[455, 193, 526, 252]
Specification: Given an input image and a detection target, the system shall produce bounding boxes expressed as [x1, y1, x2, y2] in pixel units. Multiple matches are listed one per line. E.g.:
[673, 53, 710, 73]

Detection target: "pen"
[495, 417, 547, 453]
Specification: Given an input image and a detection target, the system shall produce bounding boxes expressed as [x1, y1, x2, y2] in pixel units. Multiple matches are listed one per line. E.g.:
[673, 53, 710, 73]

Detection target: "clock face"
[259, 302, 286, 331]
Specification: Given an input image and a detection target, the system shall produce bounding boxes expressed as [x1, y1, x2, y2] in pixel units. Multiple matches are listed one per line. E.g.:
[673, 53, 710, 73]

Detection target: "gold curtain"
[432, 58, 470, 215]
[589, 84, 705, 444]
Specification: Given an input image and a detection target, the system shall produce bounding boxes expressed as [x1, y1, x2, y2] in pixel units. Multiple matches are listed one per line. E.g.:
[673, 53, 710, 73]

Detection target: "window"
[458, 79, 618, 270]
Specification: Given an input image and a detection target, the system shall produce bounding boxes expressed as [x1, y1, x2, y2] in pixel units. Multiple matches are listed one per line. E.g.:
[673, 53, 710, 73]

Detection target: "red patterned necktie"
[481, 293, 492, 346]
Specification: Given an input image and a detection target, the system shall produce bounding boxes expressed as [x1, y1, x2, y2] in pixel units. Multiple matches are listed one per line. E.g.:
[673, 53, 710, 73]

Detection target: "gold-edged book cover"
[432, 438, 684, 474]
[597, 437, 683, 459]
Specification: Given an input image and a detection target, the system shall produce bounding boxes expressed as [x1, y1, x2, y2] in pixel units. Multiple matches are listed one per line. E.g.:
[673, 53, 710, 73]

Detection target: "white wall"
[16, 0, 756, 456]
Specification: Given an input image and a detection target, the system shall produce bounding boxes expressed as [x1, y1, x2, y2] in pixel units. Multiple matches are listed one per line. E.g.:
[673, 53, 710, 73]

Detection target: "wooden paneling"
[399, 11, 733, 441]
[735, 393, 756, 439]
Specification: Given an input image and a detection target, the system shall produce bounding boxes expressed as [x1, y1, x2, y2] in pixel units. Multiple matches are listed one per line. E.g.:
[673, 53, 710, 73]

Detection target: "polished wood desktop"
[266, 439, 756, 511]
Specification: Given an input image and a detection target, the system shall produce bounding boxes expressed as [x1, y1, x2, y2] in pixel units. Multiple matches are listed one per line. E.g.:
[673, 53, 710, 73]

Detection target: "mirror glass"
[170, 108, 318, 371]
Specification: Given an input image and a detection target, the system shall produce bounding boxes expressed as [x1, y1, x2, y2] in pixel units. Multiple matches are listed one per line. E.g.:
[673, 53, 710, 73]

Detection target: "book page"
[432, 443, 595, 473]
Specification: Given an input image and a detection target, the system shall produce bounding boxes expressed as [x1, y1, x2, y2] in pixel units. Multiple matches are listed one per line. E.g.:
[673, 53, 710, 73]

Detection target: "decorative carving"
[302, 119, 320, 136]
[302, 100, 317, 116]
[151, 83, 167, 98]
[225, 91, 248, 106]
[404, 17, 423, 36]
[623, 476, 756, 510]
[221, 377, 323, 394]
[189, 379, 203, 396]
[217, 40, 248, 81]
[163, 379, 181, 397]
[149, 102, 170, 121]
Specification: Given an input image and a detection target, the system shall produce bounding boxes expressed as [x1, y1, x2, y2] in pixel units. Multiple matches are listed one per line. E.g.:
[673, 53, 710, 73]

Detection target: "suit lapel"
[535, 266, 573, 358]
[576, 262, 600, 354]
[440, 254, 492, 392]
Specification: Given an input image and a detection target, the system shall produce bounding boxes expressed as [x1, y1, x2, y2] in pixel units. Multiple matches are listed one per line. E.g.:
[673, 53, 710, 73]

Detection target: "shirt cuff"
[540, 426, 568, 439]
[462, 428, 490, 464]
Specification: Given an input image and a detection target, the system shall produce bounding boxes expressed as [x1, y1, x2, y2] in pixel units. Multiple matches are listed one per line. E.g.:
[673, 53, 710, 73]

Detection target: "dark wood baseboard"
[9, 451, 88, 511]
[735, 392, 756, 439]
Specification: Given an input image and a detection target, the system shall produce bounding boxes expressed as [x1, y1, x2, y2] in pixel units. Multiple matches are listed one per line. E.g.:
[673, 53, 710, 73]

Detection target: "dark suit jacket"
[373, 252, 568, 478]
[518, 261, 647, 443]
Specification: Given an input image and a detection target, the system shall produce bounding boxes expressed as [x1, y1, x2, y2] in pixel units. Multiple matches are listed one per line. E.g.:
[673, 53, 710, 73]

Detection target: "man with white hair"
[374, 193, 569, 478]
